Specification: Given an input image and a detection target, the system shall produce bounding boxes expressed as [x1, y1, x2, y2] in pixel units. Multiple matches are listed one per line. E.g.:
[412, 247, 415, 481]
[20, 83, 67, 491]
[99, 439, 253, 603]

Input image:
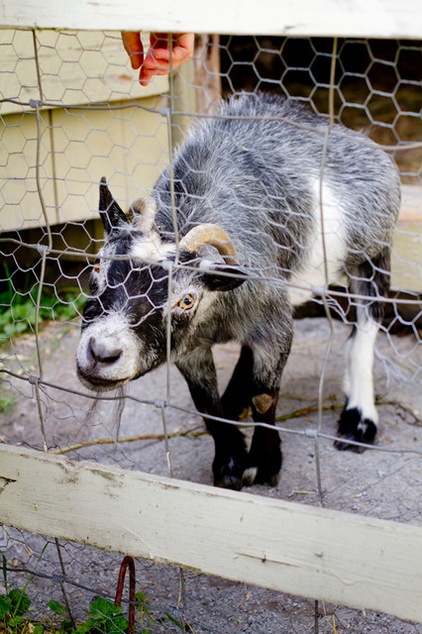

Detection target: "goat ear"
[99, 177, 129, 234]
[192, 243, 247, 292]
[129, 196, 157, 233]
[200, 263, 248, 292]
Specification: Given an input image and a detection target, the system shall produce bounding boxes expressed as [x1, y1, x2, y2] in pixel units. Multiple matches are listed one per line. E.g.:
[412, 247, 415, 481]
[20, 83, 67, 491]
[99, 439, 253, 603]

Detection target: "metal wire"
[0, 28, 421, 634]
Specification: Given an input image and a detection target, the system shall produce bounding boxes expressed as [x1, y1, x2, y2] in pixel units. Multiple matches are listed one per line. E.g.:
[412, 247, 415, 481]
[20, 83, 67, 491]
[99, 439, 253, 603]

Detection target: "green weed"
[47, 593, 186, 633]
[0, 590, 187, 634]
[0, 264, 85, 342]
[1, 552, 50, 634]
[1, 570, 186, 634]
[0, 286, 85, 340]
[1, 541, 186, 634]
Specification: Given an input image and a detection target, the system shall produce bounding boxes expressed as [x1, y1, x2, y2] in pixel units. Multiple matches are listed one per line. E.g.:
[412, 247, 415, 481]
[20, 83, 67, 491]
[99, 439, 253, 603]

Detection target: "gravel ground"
[1, 316, 421, 633]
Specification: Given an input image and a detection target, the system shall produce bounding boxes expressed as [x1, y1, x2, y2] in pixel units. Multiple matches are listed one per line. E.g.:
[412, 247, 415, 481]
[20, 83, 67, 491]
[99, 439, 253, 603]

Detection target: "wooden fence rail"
[1, 444, 421, 623]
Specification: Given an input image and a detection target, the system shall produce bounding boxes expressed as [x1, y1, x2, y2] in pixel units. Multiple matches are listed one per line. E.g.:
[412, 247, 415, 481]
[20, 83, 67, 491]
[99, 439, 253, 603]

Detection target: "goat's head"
[76, 178, 247, 391]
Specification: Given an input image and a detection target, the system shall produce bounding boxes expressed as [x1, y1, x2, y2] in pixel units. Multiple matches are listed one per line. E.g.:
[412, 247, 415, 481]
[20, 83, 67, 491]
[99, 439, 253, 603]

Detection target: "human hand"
[121, 32, 194, 86]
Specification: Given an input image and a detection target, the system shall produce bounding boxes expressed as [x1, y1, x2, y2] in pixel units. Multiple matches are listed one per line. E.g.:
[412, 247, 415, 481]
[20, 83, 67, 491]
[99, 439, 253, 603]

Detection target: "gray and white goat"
[76, 93, 401, 490]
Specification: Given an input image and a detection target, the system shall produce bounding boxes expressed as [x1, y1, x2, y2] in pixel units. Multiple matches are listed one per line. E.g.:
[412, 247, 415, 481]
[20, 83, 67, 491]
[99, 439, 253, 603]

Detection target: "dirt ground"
[0, 316, 421, 633]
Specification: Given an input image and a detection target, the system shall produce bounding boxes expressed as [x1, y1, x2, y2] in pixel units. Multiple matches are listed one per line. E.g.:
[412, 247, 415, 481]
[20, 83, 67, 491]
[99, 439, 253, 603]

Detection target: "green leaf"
[135, 591, 149, 606]
[106, 615, 129, 632]
[89, 597, 121, 618]
[8, 588, 31, 616]
[48, 599, 67, 616]
[74, 620, 94, 634]
[59, 619, 74, 632]
[6, 321, 29, 335]
[8, 614, 24, 627]
[72, 598, 129, 634]
[0, 595, 12, 619]
[165, 612, 185, 629]
[136, 591, 152, 619]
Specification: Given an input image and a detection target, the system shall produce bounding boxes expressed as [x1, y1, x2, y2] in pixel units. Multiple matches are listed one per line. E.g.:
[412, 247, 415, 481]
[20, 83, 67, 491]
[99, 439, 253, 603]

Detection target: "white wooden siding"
[0, 29, 170, 231]
[0, 100, 169, 231]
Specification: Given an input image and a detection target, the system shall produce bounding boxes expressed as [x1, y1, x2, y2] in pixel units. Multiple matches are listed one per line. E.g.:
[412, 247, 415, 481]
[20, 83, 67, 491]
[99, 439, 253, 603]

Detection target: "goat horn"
[129, 196, 157, 233]
[179, 223, 237, 264]
[99, 177, 129, 233]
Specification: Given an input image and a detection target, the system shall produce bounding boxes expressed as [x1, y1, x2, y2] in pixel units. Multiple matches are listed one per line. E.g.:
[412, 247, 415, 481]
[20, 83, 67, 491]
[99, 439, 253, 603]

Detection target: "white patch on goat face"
[76, 313, 148, 391]
[90, 230, 174, 299]
[289, 180, 348, 305]
[131, 232, 175, 264]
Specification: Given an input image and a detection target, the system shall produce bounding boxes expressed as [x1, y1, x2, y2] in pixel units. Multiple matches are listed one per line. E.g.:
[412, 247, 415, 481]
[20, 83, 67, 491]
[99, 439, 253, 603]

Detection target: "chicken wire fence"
[0, 28, 422, 634]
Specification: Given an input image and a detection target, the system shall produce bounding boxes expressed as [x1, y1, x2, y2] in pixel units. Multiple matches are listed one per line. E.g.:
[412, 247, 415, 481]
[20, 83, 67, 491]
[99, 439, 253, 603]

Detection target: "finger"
[149, 32, 170, 49]
[121, 32, 144, 70]
[139, 48, 170, 86]
[141, 44, 189, 71]
[139, 56, 183, 85]
[139, 33, 194, 85]
[139, 64, 159, 86]
[173, 33, 195, 59]
[149, 33, 194, 67]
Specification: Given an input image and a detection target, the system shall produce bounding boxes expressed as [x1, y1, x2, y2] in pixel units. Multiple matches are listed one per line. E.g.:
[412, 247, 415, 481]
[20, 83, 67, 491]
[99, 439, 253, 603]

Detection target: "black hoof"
[212, 450, 247, 490]
[243, 445, 282, 487]
[335, 407, 377, 452]
[243, 466, 280, 487]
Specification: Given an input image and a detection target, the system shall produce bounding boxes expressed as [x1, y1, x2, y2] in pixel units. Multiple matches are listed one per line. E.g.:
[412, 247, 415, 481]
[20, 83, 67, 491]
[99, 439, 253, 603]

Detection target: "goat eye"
[177, 294, 195, 310]
[93, 259, 100, 273]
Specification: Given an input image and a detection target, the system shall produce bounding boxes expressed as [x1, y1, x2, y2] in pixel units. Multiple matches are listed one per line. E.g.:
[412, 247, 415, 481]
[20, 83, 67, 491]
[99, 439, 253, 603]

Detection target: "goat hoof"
[242, 453, 282, 487]
[251, 466, 281, 487]
[242, 467, 280, 487]
[214, 474, 243, 490]
[335, 407, 377, 452]
[212, 454, 246, 490]
[255, 470, 280, 487]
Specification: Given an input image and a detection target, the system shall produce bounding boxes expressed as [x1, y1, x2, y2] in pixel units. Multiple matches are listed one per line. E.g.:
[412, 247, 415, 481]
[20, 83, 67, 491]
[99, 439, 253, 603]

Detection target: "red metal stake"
[114, 555, 136, 634]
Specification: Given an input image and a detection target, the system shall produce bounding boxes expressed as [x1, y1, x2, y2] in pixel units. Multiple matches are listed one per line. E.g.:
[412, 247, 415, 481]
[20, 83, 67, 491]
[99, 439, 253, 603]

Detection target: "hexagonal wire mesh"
[0, 29, 421, 633]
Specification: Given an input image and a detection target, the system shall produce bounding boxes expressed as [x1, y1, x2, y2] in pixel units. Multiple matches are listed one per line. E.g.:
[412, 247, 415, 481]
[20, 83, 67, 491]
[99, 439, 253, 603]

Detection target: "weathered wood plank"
[1, 0, 421, 39]
[0, 444, 421, 622]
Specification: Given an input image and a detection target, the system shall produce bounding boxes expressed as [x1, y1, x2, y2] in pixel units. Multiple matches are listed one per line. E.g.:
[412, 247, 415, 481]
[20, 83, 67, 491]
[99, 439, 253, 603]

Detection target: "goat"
[76, 92, 401, 490]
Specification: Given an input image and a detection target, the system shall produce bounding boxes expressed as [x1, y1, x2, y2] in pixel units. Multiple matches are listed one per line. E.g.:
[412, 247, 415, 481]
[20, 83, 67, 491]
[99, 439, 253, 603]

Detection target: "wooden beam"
[1, 444, 421, 622]
[1, 0, 421, 39]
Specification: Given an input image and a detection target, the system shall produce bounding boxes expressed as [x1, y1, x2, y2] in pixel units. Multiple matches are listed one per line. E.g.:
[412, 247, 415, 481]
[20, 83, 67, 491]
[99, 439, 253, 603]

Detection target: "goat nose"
[88, 337, 123, 365]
